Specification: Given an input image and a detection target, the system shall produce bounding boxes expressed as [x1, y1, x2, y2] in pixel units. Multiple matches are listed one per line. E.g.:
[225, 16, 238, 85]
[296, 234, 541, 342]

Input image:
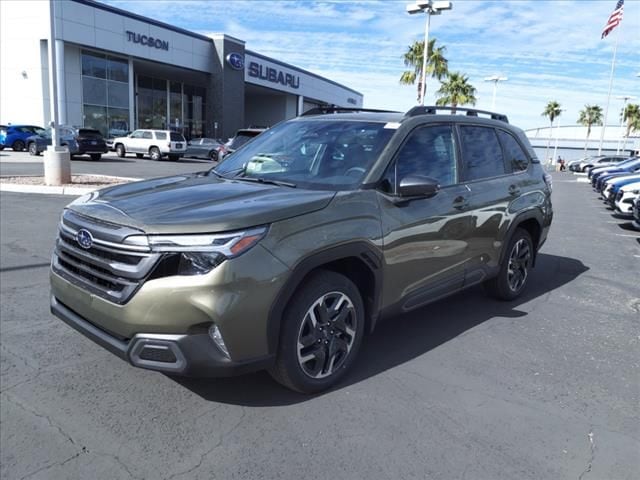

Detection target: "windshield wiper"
[231, 177, 297, 188]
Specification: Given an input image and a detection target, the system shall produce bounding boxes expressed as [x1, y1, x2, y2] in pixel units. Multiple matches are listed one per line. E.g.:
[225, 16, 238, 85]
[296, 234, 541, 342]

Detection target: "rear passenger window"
[497, 130, 529, 171]
[155, 132, 167, 140]
[459, 126, 505, 181]
[142, 131, 153, 139]
[390, 124, 457, 188]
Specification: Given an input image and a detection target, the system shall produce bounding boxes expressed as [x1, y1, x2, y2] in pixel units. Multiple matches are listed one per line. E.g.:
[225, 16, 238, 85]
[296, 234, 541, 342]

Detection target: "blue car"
[0, 124, 45, 151]
[593, 159, 640, 191]
[26, 125, 107, 160]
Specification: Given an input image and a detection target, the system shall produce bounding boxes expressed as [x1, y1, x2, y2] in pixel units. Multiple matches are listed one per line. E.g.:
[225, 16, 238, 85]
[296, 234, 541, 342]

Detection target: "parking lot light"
[406, 0, 453, 106]
[484, 75, 508, 111]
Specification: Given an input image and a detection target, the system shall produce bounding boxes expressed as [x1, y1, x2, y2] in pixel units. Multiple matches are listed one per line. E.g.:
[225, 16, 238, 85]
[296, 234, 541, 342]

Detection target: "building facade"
[0, 0, 363, 140]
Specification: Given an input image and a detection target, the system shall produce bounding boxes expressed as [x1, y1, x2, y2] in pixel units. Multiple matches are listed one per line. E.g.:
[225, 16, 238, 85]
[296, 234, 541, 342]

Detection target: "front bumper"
[51, 296, 274, 376]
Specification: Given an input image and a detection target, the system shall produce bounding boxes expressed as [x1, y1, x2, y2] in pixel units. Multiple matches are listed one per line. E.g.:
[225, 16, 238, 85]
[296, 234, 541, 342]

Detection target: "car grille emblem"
[76, 229, 93, 249]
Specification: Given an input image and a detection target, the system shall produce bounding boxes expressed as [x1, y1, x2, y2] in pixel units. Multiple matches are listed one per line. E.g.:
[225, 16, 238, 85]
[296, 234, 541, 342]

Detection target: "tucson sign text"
[126, 31, 169, 51]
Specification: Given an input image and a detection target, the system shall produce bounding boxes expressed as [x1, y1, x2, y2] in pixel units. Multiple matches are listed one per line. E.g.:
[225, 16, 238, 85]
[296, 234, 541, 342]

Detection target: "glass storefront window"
[82, 51, 129, 137]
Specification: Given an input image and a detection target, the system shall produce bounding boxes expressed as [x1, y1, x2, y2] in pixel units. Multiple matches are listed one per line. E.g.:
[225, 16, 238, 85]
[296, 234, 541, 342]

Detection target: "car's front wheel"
[115, 144, 126, 158]
[270, 271, 364, 393]
[28, 142, 39, 156]
[484, 228, 534, 300]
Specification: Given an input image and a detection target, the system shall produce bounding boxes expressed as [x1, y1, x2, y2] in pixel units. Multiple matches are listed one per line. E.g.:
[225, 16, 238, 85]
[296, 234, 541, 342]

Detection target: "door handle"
[452, 196, 469, 210]
[508, 185, 521, 196]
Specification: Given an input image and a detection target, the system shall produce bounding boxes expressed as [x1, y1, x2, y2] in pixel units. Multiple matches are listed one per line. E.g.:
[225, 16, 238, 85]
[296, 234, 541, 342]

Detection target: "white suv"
[113, 130, 187, 161]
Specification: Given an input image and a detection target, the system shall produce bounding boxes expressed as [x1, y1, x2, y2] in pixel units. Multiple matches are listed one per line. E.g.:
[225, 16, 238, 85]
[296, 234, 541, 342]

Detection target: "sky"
[104, 0, 640, 131]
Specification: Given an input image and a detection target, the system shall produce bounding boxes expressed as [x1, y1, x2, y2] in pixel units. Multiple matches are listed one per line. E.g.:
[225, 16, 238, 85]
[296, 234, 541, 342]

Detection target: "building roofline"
[245, 50, 363, 98]
[71, 0, 214, 43]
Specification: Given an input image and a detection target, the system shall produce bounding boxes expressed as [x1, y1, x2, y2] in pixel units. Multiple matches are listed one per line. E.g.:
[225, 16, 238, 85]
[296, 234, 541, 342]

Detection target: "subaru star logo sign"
[226, 53, 244, 71]
[76, 229, 93, 249]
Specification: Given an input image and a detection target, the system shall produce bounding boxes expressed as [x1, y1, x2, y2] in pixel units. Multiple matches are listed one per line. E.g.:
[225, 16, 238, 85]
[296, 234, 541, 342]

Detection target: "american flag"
[601, 0, 624, 39]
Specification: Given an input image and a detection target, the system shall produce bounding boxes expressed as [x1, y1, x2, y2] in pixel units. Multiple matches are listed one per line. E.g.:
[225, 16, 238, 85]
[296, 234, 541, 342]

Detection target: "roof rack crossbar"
[405, 106, 509, 123]
[301, 105, 401, 117]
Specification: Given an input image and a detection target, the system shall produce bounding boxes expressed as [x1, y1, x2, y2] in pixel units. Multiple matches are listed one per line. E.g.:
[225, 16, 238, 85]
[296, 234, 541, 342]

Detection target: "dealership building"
[0, 0, 363, 140]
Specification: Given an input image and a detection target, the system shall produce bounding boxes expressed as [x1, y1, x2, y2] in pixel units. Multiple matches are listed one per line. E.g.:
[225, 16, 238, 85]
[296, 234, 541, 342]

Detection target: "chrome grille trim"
[53, 218, 161, 304]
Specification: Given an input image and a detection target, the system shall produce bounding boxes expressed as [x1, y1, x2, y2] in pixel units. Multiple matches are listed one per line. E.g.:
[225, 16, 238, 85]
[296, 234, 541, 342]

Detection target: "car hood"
[67, 172, 336, 234]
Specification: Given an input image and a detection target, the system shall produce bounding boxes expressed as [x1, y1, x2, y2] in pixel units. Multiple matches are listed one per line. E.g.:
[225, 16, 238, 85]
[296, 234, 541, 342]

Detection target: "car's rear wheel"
[270, 270, 364, 393]
[90, 153, 101, 161]
[208, 150, 218, 162]
[12, 140, 25, 151]
[28, 142, 39, 156]
[149, 147, 161, 161]
[484, 228, 533, 301]
[135, 153, 143, 159]
[116, 144, 126, 158]
[168, 154, 180, 162]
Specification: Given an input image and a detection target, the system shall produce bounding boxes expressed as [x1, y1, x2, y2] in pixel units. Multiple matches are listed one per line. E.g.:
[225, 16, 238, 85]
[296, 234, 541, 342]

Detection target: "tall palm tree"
[399, 38, 448, 104]
[621, 103, 640, 152]
[577, 105, 603, 154]
[434, 72, 477, 113]
[542, 101, 562, 162]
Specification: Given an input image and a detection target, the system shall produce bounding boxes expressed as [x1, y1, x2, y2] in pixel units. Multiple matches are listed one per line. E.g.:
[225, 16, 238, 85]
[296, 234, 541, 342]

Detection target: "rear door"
[457, 124, 526, 284]
[378, 123, 475, 311]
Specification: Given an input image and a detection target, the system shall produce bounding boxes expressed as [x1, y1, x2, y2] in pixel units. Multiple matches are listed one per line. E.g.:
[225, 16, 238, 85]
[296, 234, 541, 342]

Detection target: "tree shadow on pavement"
[174, 253, 589, 406]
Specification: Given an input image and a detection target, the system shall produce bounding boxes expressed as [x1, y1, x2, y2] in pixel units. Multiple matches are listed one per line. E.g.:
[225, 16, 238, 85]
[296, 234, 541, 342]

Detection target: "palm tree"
[621, 103, 640, 152]
[434, 72, 477, 113]
[577, 105, 603, 155]
[542, 101, 562, 162]
[399, 38, 448, 104]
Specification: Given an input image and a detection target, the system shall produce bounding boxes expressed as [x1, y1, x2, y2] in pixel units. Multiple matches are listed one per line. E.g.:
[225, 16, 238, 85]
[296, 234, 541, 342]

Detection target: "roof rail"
[301, 105, 401, 117]
[405, 106, 509, 123]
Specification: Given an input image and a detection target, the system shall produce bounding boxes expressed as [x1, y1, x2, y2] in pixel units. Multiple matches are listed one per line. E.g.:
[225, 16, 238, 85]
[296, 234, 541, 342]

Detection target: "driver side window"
[385, 125, 457, 193]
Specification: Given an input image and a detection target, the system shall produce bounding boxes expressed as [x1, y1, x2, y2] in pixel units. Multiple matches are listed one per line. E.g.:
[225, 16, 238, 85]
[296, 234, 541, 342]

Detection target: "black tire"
[12, 140, 25, 151]
[269, 270, 365, 393]
[116, 144, 126, 158]
[28, 142, 39, 156]
[484, 228, 534, 301]
[149, 147, 161, 161]
[208, 150, 218, 162]
[90, 153, 101, 161]
[136, 153, 143, 159]
[168, 154, 180, 162]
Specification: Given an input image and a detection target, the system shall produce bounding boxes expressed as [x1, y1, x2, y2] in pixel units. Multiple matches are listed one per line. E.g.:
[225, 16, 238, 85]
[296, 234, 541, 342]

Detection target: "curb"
[0, 174, 141, 196]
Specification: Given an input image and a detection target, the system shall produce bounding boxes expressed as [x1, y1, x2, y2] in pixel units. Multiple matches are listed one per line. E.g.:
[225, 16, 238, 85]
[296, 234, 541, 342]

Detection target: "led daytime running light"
[143, 226, 267, 255]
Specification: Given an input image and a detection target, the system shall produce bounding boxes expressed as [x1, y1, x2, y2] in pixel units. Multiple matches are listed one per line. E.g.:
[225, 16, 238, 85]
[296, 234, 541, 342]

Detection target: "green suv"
[50, 106, 553, 393]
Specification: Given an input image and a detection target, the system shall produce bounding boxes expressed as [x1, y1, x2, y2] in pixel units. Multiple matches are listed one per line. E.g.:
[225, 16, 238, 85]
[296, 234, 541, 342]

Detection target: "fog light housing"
[209, 324, 230, 358]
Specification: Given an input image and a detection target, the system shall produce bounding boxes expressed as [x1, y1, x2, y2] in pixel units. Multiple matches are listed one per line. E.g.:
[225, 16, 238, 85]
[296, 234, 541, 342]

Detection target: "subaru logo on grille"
[76, 229, 93, 249]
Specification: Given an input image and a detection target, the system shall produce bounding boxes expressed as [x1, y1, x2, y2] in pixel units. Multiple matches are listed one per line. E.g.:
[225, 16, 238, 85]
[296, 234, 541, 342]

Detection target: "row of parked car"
[0, 123, 266, 162]
[567, 154, 631, 173]
[585, 155, 640, 230]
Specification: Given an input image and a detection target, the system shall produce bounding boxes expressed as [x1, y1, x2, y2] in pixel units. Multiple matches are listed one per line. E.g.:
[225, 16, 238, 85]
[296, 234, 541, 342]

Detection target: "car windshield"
[229, 132, 261, 150]
[213, 120, 395, 190]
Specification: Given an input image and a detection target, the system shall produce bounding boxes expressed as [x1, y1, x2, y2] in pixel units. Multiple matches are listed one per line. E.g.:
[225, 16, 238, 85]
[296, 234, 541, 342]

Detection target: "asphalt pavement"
[1, 171, 639, 480]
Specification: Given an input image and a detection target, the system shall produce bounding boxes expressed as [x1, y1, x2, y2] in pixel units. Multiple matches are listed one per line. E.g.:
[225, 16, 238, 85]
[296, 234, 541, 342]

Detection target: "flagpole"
[598, 27, 620, 155]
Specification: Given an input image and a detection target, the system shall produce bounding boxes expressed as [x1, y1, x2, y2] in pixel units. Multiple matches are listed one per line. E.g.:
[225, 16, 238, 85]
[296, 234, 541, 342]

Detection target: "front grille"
[52, 218, 160, 304]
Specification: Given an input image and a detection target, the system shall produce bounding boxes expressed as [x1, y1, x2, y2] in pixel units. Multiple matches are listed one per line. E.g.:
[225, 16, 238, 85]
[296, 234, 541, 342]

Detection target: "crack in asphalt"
[164, 407, 247, 480]
[577, 429, 596, 480]
[18, 451, 83, 480]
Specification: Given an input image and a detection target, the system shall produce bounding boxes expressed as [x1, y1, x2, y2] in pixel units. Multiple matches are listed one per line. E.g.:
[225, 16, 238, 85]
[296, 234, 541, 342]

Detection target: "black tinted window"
[170, 132, 185, 142]
[393, 125, 457, 187]
[460, 126, 505, 180]
[497, 130, 529, 172]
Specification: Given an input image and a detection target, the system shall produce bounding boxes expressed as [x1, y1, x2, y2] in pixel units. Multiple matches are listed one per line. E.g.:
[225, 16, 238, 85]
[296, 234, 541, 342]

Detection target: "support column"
[128, 58, 135, 131]
[297, 95, 304, 116]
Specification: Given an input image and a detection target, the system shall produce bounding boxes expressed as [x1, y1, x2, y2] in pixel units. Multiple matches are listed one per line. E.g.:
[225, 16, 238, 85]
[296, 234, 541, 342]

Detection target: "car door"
[378, 123, 475, 312]
[457, 124, 524, 284]
[127, 130, 144, 152]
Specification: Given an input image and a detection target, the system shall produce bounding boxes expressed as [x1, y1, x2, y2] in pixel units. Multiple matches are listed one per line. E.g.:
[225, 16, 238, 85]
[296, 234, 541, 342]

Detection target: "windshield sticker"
[383, 122, 401, 129]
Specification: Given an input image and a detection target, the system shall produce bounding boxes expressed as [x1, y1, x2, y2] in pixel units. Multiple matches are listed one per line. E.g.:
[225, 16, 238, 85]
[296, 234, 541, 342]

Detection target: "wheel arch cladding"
[267, 242, 383, 353]
[506, 215, 542, 267]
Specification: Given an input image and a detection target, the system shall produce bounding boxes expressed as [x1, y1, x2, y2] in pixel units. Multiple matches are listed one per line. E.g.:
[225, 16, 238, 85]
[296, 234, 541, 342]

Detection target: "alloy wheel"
[507, 238, 531, 292]
[296, 291, 357, 379]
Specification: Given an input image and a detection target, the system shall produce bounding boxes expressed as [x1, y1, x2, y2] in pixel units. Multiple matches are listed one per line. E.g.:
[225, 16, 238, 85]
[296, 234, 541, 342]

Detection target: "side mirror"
[397, 174, 440, 198]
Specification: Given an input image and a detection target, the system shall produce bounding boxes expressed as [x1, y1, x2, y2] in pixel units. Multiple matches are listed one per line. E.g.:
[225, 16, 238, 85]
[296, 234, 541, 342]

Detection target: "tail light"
[543, 173, 552, 193]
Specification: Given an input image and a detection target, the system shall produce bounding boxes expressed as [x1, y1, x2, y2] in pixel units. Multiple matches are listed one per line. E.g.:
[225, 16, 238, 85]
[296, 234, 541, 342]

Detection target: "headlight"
[128, 226, 268, 276]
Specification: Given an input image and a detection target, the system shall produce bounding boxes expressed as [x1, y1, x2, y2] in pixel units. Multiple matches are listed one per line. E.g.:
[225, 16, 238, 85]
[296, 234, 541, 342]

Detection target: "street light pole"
[552, 109, 565, 164]
[406, 1, 452, 106]
[484, 75, 507, 111]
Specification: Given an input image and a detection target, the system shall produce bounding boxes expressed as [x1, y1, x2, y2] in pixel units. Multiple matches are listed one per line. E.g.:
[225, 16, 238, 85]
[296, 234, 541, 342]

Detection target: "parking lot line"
[614, 233, 640, 238]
